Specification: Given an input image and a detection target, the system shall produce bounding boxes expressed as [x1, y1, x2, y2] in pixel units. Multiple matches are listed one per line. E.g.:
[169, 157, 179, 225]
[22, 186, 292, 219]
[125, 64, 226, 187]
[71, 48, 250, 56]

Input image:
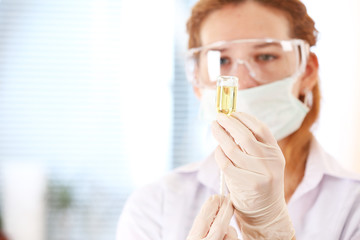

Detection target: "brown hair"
[187, 0, 320, 170]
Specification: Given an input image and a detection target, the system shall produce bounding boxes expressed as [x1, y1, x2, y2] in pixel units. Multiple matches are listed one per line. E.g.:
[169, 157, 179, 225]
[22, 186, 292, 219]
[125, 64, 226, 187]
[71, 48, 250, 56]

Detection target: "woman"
[117, 0, 360, 239]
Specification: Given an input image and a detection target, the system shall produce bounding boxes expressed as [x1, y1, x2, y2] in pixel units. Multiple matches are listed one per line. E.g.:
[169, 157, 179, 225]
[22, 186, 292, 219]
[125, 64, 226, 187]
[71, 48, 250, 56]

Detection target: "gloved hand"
[211, 112, 295, 240]
[187, 195, 238, 240]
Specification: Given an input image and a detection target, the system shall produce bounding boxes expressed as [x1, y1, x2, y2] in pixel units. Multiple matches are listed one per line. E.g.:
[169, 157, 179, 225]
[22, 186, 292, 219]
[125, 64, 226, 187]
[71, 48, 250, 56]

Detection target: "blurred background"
[0, 0, 359, 239]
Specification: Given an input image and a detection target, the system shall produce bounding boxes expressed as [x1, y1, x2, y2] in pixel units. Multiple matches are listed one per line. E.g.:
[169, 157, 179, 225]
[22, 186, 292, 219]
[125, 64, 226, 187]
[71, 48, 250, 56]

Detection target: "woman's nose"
[230, 60, 260, 90]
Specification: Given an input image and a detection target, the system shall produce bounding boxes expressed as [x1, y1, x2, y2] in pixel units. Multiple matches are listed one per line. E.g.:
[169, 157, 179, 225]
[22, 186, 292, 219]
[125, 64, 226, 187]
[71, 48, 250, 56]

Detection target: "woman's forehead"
[200, 2, 292, 46]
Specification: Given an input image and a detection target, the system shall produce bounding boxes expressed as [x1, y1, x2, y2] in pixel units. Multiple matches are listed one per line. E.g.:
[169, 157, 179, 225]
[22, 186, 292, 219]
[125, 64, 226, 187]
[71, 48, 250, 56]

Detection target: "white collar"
[289, 137, 360, 204]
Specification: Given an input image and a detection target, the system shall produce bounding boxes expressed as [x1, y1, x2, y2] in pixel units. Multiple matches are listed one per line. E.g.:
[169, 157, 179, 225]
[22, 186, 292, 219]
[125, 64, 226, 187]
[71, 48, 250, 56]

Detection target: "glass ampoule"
[216, 76, 238, 115]
[216, 76, 238, 197]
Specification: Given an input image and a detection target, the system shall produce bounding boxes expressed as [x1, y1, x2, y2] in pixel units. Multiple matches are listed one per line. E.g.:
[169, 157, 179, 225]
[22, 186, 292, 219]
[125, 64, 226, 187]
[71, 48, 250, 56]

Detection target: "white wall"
[1, 163, 46, 240]
[354, 0, 360, 171]
[302, 0, 360, 172]
[0, 0, 175, 238]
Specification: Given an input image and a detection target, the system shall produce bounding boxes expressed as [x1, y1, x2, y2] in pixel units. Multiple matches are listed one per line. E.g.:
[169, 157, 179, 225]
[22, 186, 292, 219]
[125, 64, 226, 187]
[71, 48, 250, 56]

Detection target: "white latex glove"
[211, 112, 295, 240]
[187, 195, 238, 240]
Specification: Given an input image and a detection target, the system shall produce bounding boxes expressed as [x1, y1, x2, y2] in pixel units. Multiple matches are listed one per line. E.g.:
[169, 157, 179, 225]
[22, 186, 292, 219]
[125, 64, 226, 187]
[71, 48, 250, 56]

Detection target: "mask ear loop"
[300, 41, 313, 108]
[303, 88, 313, 108]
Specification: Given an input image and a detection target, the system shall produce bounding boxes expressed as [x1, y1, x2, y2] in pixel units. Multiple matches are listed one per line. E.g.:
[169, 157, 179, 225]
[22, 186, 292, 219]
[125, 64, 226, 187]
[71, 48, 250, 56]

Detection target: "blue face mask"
[199, 76, 309, 140]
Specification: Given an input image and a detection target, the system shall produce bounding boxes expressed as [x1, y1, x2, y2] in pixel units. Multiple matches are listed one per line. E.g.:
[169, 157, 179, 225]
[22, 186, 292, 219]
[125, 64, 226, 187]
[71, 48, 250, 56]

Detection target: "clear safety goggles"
[186, 38, 310, 88]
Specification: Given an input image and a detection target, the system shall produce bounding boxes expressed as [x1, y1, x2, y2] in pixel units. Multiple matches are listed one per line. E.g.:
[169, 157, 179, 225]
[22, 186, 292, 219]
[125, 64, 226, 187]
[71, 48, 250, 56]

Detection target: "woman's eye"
[256, 54, 277, 62]
[220, 57, 230, 65]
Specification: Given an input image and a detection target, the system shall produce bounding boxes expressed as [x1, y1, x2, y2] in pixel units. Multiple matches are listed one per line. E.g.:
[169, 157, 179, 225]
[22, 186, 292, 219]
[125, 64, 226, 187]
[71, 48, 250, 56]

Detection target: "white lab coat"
[117, 139, 360, 239]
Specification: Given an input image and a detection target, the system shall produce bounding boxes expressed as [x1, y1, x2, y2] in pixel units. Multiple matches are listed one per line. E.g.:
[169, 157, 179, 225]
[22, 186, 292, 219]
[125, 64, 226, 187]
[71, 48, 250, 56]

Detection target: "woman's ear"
[193, 86, 202, 99]
[300, 52, 319, 93]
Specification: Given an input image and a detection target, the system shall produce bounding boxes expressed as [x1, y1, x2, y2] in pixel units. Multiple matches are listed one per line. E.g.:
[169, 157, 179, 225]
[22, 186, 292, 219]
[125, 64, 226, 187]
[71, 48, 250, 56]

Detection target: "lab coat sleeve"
[342, 184, 360, 240]
[350, 227, 360, 240]
[116, 182, 164, 240]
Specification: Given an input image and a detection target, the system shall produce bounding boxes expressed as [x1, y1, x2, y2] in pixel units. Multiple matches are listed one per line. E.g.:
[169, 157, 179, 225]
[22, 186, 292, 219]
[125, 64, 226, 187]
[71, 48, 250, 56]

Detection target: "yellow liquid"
[216, 86, 237, 115]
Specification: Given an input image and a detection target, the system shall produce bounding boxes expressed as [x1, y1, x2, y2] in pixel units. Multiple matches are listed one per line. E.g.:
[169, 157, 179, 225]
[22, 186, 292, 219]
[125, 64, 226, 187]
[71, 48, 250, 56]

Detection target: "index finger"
[187, 195, 221, 240]
[231, 112, 278, 146]
[206, 196, 234, 240]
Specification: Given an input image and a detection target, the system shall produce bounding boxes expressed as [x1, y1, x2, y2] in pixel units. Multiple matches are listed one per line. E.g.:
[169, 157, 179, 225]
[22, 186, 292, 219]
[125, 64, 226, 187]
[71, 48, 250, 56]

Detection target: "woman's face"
[199, 2, 293, 89]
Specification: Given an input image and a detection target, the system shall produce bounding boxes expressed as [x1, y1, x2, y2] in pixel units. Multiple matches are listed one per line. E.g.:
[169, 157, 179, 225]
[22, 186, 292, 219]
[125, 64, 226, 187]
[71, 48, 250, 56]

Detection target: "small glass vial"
[216, 76, 238, 115]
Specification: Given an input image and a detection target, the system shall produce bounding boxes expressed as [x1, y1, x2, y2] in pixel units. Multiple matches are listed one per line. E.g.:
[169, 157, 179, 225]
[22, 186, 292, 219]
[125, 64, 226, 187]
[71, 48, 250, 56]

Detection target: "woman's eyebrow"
[254, 42, 282, 49]
[207, 47, 227, 52]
